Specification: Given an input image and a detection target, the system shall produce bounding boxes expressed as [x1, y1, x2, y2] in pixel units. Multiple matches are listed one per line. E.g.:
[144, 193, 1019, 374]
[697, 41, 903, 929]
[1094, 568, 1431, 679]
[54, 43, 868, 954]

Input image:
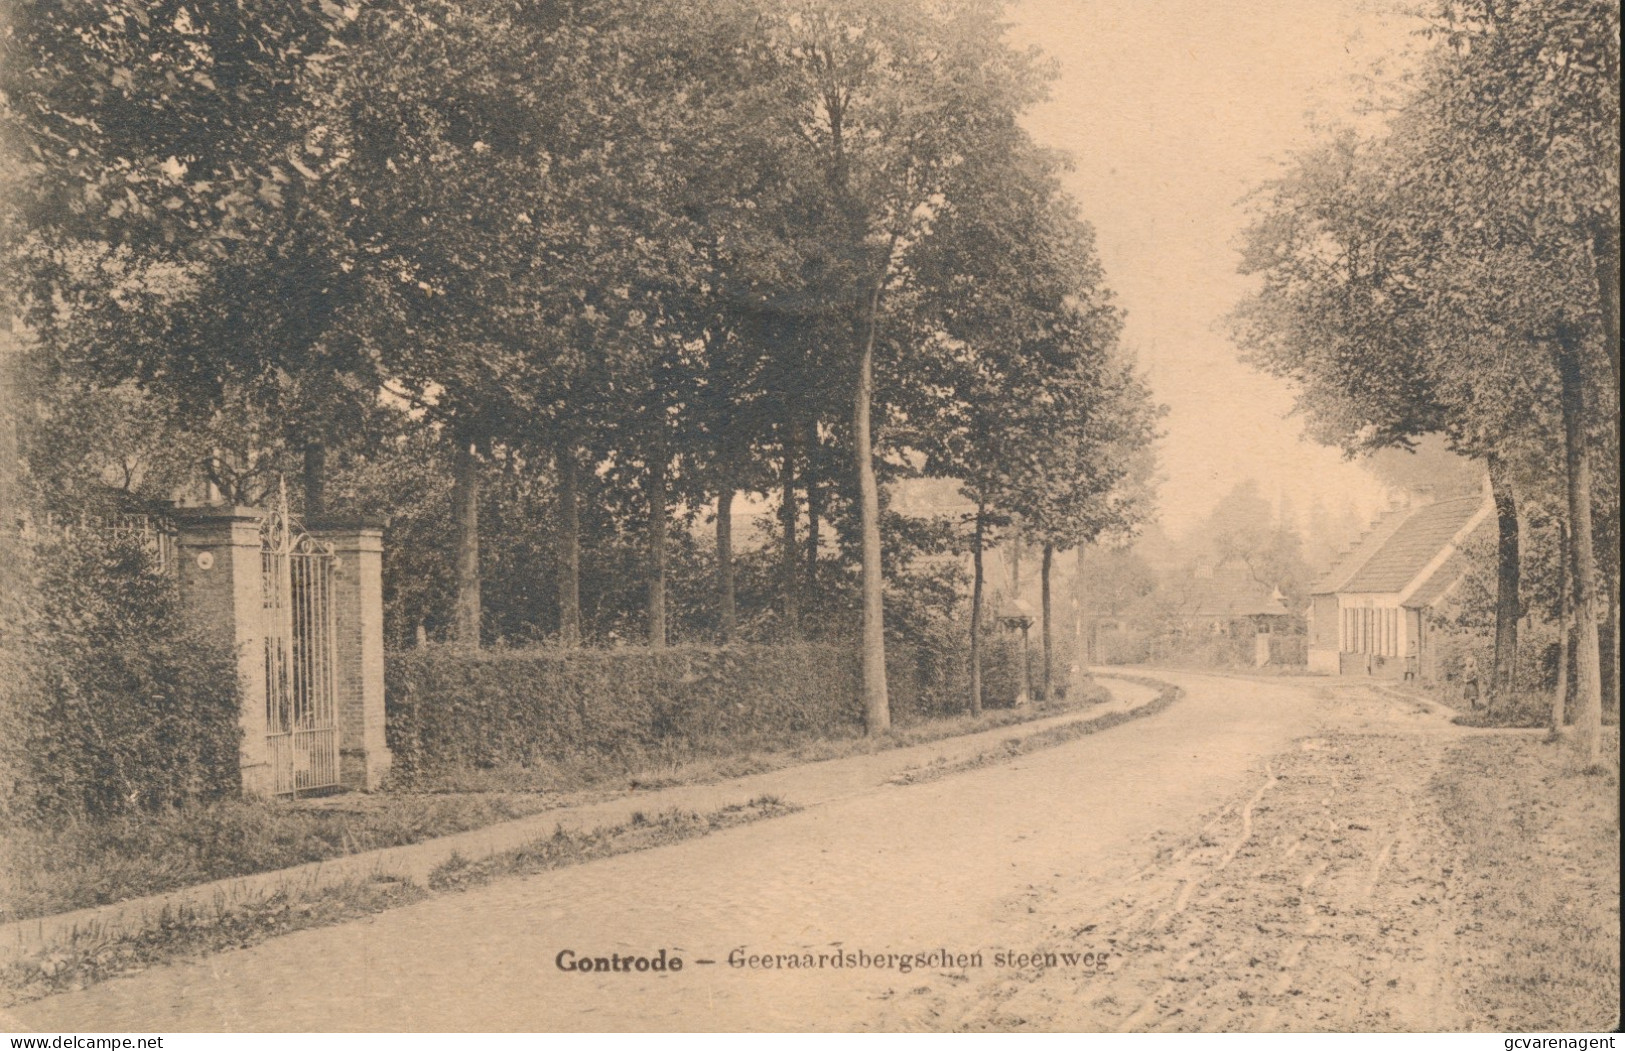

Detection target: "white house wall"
[1336, 593, 1408, 657]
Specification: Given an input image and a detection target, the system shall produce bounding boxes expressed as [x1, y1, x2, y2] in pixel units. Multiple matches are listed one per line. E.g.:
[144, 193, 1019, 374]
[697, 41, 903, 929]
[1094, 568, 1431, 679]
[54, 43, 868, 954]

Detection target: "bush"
[1146, 629, 1254, 668]
[0, 532, 243, 830]
[1450, 690, 1553, 728]
[385, 619, 1079, 782]
[1096, 627, 1152, 665]
[1266, 634, 1308, 667]
[975, 629, 1051, 707]
[388, 642, 904, 781]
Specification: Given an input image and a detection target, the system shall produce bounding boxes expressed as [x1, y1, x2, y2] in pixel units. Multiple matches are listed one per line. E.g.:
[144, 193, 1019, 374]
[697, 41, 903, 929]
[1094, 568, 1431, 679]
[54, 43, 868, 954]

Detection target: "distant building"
[1145, 560, 1293, 632]
[1097, 560, 1295, 667]
[887, 475, 1018, 589]
[1306, 492, 1493, 678]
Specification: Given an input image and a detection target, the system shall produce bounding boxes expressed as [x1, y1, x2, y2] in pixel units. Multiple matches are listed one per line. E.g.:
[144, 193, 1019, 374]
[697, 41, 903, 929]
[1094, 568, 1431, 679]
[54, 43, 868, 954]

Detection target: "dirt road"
[9, 670, 1614, 1031]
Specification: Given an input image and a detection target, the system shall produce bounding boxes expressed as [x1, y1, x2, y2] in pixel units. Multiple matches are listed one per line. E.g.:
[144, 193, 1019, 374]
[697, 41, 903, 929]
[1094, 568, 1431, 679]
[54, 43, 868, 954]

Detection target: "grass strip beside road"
[889, 675, 1181, 787]
[1, 683, 1108, 925]
[1, 797, 794, 1008]
[428, 796, 795, 892]
[1433, 731, 1621, 1031]
[1, 677, 1155, 1008]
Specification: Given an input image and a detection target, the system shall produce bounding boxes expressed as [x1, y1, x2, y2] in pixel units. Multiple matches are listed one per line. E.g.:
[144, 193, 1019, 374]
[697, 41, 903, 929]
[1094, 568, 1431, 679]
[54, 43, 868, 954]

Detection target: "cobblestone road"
[11, 672, 1342, 1031]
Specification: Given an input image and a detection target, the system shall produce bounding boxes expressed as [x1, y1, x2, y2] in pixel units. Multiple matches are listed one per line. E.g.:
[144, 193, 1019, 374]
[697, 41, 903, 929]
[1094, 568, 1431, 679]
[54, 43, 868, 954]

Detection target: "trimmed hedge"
[385, 634, 1036, 781]
[0, 533, 242, 830]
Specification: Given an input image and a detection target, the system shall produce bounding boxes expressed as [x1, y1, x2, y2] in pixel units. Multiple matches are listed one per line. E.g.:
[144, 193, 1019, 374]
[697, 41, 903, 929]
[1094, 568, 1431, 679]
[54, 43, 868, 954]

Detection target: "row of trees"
[1232, 0, 1619, 761]
[0, 0, 1160, 730]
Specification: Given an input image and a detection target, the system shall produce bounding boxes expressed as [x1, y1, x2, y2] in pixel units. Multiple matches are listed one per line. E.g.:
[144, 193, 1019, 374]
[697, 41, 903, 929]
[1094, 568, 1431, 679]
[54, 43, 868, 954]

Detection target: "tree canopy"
[1, 0, 1160, 731]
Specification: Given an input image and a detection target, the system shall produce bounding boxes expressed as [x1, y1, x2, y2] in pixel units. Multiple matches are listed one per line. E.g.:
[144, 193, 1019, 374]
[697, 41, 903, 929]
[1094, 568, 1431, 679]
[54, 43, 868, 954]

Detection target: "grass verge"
[1448, 688, 1620, 729]
[1, 875, 430, 1008]
[0, 793, 552, 923]
[1, 796, 796, 1008]
[0, 683, 1106, 925]
[888, 675, 1180, 787]
[428, 795, 796, 892]
[1432, 730, 1621, 1030]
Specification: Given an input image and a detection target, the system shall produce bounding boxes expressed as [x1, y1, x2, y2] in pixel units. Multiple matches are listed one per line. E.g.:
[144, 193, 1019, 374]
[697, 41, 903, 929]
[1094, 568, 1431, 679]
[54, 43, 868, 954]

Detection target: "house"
[887, 476, 1025, 590]
[1306, 492, 1492, 678]
[1086, 560, 1293, 667]
[1157, 560, 1293, 631]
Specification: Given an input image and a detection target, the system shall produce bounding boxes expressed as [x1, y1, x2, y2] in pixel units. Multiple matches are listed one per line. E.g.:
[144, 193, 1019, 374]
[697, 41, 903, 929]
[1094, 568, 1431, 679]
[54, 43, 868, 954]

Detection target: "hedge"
[385, 633, 1036, 781]
[0, 532, 243, 830]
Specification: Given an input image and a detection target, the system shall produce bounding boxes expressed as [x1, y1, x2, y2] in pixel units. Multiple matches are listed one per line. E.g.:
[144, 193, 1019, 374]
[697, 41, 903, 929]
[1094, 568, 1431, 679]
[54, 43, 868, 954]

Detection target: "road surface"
[10, 671, 1390, 1031]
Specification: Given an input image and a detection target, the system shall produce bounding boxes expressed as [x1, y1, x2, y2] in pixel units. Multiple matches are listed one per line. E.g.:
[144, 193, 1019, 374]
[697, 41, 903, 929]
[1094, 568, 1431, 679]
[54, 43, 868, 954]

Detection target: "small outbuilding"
[1306, 493, 1492, 679]
[1112, 560, 1294, 667]
[1160, 560, 1293, 633]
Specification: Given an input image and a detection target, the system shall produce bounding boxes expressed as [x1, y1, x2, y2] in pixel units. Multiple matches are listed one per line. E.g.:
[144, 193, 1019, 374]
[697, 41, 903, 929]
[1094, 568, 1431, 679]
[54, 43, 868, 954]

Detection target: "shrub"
[1143, 626, 1275, 669]
[388, 643, 835, 781]
[0, 532, 242, 830]
[1096, 627, 1152, 665]
[888, 616, 968, 718]
[977, 629, 1038, 707]
[1266, 634, 1308, 667]
[384, 635, 1050, 781]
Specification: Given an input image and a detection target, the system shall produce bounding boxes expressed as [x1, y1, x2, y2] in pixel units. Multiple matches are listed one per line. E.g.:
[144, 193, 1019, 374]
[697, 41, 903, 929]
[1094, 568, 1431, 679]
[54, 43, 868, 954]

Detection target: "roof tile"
[1338, 495, 1488, 594]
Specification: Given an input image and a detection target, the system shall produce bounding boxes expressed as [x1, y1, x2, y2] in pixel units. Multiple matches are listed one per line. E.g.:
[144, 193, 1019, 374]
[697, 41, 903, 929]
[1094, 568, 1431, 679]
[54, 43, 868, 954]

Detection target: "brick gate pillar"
[309, 518, 392, 790]
[172, 506, 273, 796]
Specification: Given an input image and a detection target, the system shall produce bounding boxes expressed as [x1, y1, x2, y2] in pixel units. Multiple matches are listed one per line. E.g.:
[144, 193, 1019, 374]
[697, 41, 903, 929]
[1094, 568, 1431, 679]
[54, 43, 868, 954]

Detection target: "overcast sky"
[1006, 0, 1423, 538]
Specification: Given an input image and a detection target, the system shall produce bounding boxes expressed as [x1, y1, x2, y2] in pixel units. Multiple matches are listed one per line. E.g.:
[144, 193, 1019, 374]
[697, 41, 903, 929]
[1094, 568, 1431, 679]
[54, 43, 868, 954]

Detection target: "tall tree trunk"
[451, 438, 481, 649]
[0, 331, 19, 618]
[302, 438, 327, 520]
[1072, 544, 1083, 647]
[648, 437, 668, 649]
[1487, 454, 1520, 703]
[778, 424, 800, 639]
[1605, 588, 1618, 727]
[1558, 337, 1604, 765]
[1592, 220, 1620, 398]
[1009, 527, 1022, 595]
[805, 430, 822, 592]
[0, 330, 19, 534]
[969, 504, 985, 718]
[855, 285, 889, 733]
[717, 486, 736, 643]
[1075, 545, 1089, 663]
[555, 438, 581, 648]
[1041, 541, 1055, 701]
[1553, 518, 1571, 734]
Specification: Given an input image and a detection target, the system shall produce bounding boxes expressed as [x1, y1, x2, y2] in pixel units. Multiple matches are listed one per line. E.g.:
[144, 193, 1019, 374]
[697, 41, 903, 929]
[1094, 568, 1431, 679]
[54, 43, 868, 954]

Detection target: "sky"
[1004, 0, 1423, 539]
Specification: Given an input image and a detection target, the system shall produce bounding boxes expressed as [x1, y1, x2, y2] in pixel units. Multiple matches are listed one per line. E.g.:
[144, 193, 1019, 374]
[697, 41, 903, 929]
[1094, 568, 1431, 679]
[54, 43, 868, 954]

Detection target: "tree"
[1018, 360, 1161, 700]
[900, 134, 1152, 710]
[761, 0, 1051, 731]
[1, 0, 386, 516]
[1397, 0, 1616, 758]
[1194, 479, 1312, 609]
[1234, 0, 1618, 760]
[341, 0, 727, 646]
[1233, 131, 1540, 704]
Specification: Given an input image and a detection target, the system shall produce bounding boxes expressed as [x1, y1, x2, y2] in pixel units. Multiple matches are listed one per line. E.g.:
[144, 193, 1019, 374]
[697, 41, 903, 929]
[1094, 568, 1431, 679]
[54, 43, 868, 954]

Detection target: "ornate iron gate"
[262, 492, 341, 796]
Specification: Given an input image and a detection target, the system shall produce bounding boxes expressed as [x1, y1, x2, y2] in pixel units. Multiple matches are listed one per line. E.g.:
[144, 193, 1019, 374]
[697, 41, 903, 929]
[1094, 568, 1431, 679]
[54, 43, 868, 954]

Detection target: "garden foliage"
[385, 633, 1038, 782]
[0, 533, 241, 829]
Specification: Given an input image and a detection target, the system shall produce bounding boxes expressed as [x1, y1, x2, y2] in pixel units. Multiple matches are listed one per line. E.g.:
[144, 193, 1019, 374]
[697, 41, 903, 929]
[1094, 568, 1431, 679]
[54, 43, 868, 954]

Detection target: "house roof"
[1402, 549, 1471, 609]
[888, 477, 973, 519]
[1316, 494, 1490, 598]
[1310, 505, 1412, 594]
